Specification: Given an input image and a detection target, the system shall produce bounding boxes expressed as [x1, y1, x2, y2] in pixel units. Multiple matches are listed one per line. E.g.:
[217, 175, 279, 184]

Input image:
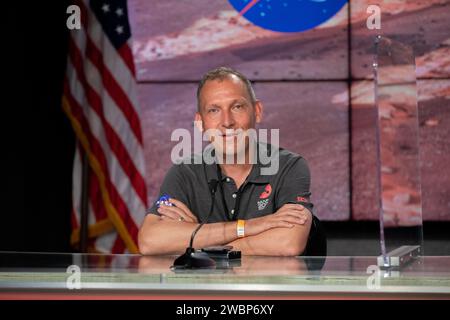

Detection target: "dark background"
[2, 1, 449, 255]
[3, 1, 74, 252]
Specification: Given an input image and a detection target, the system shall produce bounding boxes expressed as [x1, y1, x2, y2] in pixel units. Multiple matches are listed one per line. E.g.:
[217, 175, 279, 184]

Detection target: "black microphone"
[172, 179, 219, 269]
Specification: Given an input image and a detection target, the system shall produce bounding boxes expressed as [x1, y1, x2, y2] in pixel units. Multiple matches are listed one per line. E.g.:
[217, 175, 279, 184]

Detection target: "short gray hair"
[196, 67, 256, 111]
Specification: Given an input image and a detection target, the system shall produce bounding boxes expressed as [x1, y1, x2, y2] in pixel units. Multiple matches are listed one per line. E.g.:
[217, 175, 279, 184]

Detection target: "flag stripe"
[118, 44, 136, 77]
[71, 147, 82, 231]
[95, 230, 119, 253]
[111, 234, 126, 253]
[70, 219, 114, 245]
[64, 86, 140, 237]
[83, 6, 141, 127]
[85, 35, 143, 144]
[68, 37, 147, 205]
[84, 58, 145, 175]
[66, 0, 146, 254]
[70, 26, 145, 177]
[89, 171, 108, 221]
[76, 0, 143, 145]
[74, 146, 108, 223]
[63, 89, 140, 251]
[64, 114, 139, 252]
[66, 68, 147, 230]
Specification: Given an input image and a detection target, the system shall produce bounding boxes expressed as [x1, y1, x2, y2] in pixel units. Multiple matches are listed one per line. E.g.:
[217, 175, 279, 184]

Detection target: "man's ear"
[254, 100, 263, 124]
[194, 112, 203, 132]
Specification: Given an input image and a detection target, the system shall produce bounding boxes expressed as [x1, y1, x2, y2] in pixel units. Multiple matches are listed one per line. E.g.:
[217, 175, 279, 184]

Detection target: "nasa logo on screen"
[228, 0, 348, 33]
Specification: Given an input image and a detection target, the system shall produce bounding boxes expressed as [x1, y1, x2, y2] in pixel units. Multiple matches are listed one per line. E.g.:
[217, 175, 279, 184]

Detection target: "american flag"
[62, 0, 147, 253]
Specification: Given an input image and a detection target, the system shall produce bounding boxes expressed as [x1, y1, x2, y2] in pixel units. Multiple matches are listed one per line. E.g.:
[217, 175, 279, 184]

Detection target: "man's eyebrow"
[206, 103, 221, 108]
[230, 98, 247, 105]
[205, 99, 247, 109]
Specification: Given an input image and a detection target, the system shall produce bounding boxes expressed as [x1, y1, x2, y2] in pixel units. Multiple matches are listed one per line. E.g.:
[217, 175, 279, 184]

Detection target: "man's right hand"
[245, 203, 310, 237]
[156, 198, 198, 223]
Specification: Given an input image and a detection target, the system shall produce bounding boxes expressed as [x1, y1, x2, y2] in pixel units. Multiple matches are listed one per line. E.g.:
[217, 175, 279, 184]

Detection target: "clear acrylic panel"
[373, 36, 424, 266]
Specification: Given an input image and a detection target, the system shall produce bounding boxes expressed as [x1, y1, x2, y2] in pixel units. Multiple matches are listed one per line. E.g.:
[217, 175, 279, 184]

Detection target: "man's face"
[195, 75, 263, 158]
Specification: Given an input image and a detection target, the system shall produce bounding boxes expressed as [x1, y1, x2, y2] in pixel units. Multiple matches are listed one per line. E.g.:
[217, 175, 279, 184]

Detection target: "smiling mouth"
[221, 129, 244, 138]
[222, 133, 238, 138]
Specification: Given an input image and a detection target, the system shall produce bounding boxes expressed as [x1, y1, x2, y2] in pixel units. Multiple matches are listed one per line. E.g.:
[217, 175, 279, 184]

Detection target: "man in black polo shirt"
[139, 67, 316, 256]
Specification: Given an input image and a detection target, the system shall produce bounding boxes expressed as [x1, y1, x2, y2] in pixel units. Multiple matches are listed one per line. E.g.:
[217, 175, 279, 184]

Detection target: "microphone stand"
[172, 180, 218, 269]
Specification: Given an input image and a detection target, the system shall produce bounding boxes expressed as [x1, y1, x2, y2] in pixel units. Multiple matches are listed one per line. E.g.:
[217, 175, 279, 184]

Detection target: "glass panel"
[373, 36, 424, 264]
[1, 252, 450, 297]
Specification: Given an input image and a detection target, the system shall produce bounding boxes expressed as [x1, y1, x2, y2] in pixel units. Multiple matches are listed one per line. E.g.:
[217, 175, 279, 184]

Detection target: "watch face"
[228, 0, 348, 33]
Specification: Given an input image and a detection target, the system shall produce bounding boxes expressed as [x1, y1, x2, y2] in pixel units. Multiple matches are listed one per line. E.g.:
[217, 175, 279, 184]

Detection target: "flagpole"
[80, 151, 90, 253]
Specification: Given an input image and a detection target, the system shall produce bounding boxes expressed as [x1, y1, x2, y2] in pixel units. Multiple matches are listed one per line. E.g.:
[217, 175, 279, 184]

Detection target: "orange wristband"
[237, 219, 245, 238]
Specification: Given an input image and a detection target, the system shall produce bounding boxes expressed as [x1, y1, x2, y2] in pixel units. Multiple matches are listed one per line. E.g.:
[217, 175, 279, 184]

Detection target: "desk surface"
[1, 252, 450, 299]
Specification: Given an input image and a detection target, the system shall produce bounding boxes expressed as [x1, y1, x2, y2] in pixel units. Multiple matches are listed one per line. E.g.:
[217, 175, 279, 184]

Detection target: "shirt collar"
[203, 143, 275, 185]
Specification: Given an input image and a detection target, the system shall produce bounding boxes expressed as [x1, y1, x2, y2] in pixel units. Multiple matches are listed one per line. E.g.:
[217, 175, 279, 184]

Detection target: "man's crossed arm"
[138, 198, 311, 256]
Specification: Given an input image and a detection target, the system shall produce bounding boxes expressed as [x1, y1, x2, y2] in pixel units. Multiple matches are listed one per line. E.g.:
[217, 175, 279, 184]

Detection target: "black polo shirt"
[147, 143, 314, 223]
